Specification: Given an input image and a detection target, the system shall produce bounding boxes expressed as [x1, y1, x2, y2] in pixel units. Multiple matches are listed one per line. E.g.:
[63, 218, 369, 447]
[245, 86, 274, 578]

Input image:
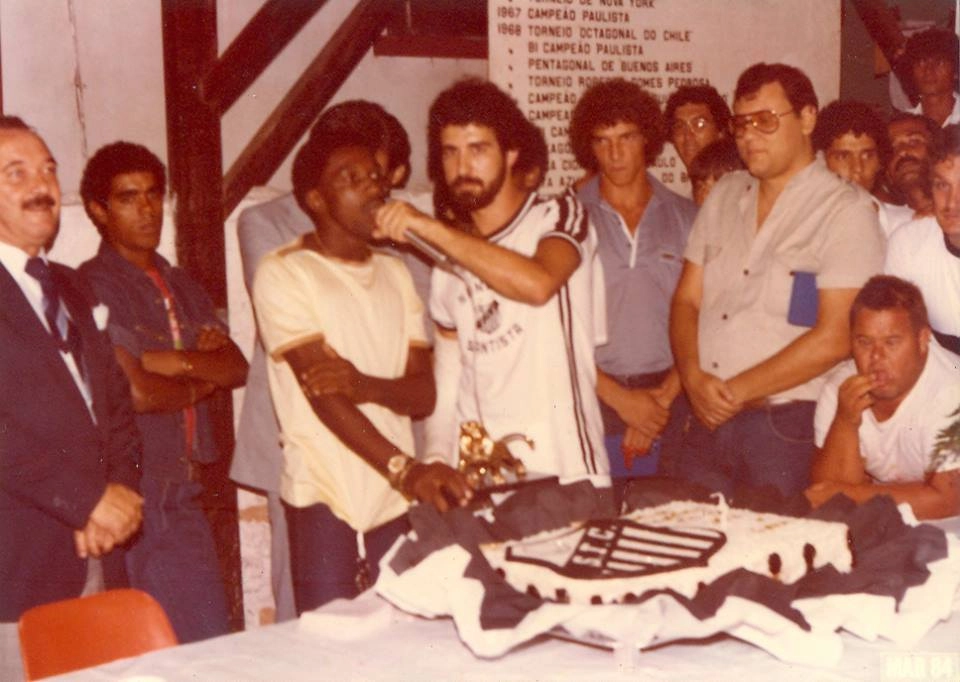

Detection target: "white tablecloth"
[53, 517, 960, 682]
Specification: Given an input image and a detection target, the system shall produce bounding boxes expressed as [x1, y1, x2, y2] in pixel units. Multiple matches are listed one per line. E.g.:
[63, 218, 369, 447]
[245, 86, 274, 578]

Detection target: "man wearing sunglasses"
[663, 63, 884, 498]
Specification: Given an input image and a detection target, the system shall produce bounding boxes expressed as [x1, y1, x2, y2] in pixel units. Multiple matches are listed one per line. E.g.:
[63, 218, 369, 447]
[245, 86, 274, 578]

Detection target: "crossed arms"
[281, 339, 472, 511]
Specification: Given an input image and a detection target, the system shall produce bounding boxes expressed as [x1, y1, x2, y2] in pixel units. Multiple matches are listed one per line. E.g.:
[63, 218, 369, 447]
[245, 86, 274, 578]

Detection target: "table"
[54, 518, 960, 682]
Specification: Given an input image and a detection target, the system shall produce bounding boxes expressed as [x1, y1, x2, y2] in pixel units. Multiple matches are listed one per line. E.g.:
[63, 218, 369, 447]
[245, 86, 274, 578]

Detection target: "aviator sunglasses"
[729, 109, 795, 136]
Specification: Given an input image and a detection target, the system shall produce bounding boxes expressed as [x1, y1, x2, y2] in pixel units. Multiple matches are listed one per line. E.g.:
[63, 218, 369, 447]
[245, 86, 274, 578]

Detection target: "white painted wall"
[1, 0, 486, 200]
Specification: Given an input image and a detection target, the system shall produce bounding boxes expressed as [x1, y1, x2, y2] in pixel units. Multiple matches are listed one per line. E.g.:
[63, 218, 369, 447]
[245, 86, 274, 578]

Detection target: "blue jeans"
[604, 434, 661, 478]
[658, 395, 816, 498]
[599, 368, 670, 480]
[284, 501, 410, 614]
[125, 477, 230, 643]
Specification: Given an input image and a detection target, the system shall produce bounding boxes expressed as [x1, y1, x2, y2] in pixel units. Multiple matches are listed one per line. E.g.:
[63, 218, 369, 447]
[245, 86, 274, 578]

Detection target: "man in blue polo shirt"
[570, 79, 697, 478]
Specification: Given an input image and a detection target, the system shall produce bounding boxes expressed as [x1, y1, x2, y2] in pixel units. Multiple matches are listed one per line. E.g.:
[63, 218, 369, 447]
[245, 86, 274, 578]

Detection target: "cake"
[375, 479, 958, 664]
[480, 500, 854, 605]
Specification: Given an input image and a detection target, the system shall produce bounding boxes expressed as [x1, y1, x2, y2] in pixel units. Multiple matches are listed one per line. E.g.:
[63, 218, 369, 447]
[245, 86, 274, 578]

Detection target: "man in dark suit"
[0, 117, 143, 679]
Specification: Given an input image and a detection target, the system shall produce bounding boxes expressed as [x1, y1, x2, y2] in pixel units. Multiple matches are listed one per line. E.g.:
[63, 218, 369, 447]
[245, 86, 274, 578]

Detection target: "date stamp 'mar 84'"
[883, 652, 960, 681]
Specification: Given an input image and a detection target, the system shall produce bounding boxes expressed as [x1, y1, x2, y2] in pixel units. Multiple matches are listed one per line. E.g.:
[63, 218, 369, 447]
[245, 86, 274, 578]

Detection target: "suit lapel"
[0, 263, 97, 426]
[52, 265, 109, 427]
[0, 262, 59, 348]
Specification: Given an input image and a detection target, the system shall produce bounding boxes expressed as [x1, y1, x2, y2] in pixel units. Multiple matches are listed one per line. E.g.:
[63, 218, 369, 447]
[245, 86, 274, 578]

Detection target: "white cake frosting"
[480, 501, 854, 604]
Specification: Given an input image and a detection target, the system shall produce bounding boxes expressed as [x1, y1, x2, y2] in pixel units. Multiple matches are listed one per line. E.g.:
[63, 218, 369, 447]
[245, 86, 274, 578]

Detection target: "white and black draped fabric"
[375, 480, 960, 667]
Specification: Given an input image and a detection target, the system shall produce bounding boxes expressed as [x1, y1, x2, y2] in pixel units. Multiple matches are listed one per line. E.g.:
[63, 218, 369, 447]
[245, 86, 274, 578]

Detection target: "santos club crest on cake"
[480, 500, 853, 604]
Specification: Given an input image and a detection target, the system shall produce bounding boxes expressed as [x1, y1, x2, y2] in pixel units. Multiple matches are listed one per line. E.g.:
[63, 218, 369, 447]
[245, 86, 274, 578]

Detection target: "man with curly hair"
[570, 79, 697, 478]
[813, 99, 913, 236]
[374, 79, 608, 483]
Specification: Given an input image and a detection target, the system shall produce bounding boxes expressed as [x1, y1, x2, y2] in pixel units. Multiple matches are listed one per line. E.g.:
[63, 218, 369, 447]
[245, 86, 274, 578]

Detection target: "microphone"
[405, 230, 453, 268]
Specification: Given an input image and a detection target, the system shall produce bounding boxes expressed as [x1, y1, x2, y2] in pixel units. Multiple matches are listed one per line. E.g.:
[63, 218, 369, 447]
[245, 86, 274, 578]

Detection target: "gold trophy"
[457, 421, 531, 489]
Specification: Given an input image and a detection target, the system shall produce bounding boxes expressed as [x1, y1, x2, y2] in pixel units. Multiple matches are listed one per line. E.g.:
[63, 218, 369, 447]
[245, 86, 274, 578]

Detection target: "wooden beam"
[222, 0, 401, 216]
[201, 0, 329, 117]
[160, 0, 242, 632]
[161, 0, 225, 304]
[849, 0, 917, 104]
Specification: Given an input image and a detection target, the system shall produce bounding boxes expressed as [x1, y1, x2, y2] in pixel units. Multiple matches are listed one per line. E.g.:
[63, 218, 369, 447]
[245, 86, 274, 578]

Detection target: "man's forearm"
[143, 344, 248, 389]
[811, 420, 867, 484]
[726, 325, 849, 404]
[596, 369, 626, 411]
[827, 477, 960, 520]
[670, 298, 702, 388]
[409, 217, 575, 305]
[355, 370, 435, 418]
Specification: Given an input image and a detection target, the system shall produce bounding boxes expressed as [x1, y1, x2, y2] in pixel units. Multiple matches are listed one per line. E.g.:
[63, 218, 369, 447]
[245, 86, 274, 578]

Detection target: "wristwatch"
[386, 454, 415, 489]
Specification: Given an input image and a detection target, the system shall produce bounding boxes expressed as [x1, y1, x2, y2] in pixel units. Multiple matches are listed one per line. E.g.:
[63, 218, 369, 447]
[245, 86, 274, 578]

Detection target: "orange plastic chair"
[18, 588, 178, 679]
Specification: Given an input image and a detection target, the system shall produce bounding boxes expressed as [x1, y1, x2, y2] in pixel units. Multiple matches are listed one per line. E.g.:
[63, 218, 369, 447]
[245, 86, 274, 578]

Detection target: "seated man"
[808, 275, 960, 520]
[885, 124, 960, 355]
[79, 142, 249, 642]
[253, 127, 471, 613]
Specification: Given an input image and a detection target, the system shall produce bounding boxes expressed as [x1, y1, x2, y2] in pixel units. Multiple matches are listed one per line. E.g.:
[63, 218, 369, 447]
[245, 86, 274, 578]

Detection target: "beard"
[447, 165, 507, 214]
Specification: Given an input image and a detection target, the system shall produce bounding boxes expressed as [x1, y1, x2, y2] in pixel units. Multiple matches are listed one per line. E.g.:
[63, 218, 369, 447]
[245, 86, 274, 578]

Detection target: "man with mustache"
[253, 128, 471, 613]
[79, 142, 249, 642]
[0, 119, 142, 679]
[885, 124, 960, 355]
[374, 79, 608, 483]
[664, 63, 884, 498]
[807, 276, 960, 520]
[880, 112, 939, 218]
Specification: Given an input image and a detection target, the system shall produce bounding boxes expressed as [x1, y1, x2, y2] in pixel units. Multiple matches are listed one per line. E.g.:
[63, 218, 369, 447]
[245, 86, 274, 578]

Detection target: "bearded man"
[374, 79, 608, 483]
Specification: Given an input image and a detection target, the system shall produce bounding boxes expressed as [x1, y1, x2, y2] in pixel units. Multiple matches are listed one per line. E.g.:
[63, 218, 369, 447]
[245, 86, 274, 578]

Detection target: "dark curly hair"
[291, 128, 381, 216]
[813, 100, 890, 166]
[80, 141, 166, 236]
[664, 85, 731, 136]
[569, 78, 665, 171]
[310, 100, 411, 186]
[427, 79, 530, 184]
[734, 63, 818, 113]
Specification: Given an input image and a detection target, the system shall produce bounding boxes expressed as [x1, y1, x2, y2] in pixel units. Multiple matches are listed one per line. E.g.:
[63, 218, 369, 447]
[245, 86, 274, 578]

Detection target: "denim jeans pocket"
[765, 401, 816, 444]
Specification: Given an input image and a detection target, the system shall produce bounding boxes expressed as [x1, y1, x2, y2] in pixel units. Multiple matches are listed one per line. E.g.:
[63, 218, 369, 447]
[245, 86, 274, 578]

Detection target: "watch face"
[388, 455, 409, 475]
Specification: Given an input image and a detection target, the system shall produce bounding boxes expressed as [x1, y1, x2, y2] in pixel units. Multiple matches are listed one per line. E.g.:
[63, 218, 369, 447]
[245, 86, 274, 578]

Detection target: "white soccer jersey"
[430, 193, 608, 481]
